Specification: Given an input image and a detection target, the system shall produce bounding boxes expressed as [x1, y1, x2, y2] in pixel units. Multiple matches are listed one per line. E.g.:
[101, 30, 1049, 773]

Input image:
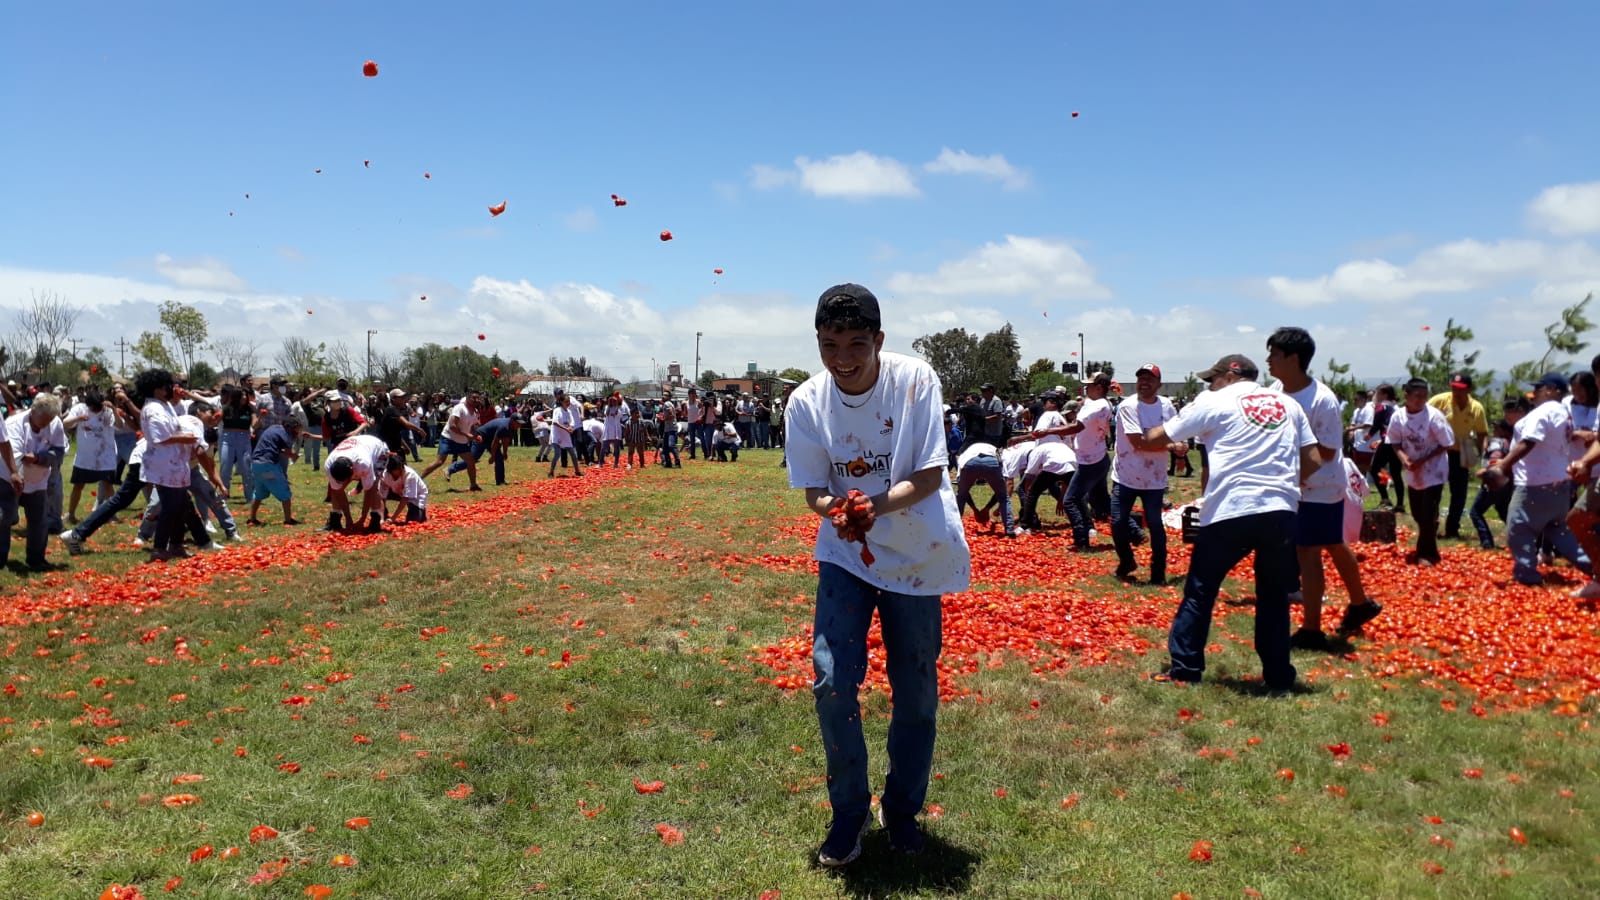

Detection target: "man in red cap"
[1427, 373, 1489, 539]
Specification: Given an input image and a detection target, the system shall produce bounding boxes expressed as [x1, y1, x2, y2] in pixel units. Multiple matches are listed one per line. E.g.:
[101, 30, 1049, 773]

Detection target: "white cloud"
[152, 254, 247, 292]
[748, 151, 920, 199]
[1528, 181, 1600, 235]
[886, 235, 1111, 301]
[1260, 238, 1600, 307]
[923, 148, 1029, 190]
[795, 152, 919, 199]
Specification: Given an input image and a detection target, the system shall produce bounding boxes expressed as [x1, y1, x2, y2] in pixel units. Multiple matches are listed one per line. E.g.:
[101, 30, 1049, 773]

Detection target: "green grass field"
[0, 449, 1595, 898]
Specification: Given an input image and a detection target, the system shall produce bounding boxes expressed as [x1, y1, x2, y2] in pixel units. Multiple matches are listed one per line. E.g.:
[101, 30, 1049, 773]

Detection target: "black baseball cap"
[814, 283, 882, 331]
[1197, 354, 1259, 380]
[1450, 372, 1472, 389]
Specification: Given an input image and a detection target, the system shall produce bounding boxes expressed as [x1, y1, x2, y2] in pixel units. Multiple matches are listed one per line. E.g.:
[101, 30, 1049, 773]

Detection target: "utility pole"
[114, 337, 130, 375]
[1077, 332, 1086, 398]
[694, 332, 703, 385]
[366, 330, 377, 382]
[67, 337, 84, 361]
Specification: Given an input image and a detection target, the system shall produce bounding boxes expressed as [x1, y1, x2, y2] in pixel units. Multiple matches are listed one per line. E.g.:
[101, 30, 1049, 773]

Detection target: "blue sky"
[3, 2, 1598, 385]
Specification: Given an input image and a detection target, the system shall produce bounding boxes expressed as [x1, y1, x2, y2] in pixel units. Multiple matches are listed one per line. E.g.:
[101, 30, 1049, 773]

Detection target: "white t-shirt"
[1074, 397, 1112, 464]
[67, 404, 117, 472]
[1163, 381, 1316, 527]
[444, 402, 479, 444]
[1349, 403, 1375, 447]
[602, 402, 629, 441]
[380, 465, 430, 507]
[1113, 396, 1176, 490]
[550, 399, 582, 448]
[717, 422, 741, 446]
[177, 415, 210, 470]
[1277, 379, 1347, 505]
[583, 418, 604, 444]
[141, 399, 194, 489]
[1563, 397, 1596, 462]
[1511, 400, 1573, 487]
[956, 442, 999, 471]
[7, 412, 63, 493]
[128, 437, 147, 468]
[785, 351, 971, 595]
[1001, 441, 1033, 481]
[1388, 404, 1455, 490]
[1034, 409, 1068, 444]
[1028, 439, 1077, 477]
[326, 435, 390, 491]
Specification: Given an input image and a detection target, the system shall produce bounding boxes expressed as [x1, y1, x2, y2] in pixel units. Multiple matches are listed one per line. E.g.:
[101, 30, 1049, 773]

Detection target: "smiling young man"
[784, 283, 971, 866]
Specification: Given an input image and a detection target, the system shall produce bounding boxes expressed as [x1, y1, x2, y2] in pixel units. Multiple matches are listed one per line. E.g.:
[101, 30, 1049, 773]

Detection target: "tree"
[697, 368, 723, 390]
[1179, 373, 1202, 401]
[275, 336, 332, 384]
[1320, 357, 1365, 406]
[210, 337, 262, 377]
[158, 301, 209, 376]
[912, 328, 979, 397]
[777, 367, 811, 383]
[1405, 318, 1492, 397]
[132, 330, 176, 371]
[1507, 293, 1595, 388]
[325, 341, 356, 382]
[1083, 359, 1116, 380]
[973, 324, 1023, 393]
[13, 290, 81, 367]
[187, 360, 218, 388]
[548, 355, 594, 377]
[1024, 357, 1060, 395]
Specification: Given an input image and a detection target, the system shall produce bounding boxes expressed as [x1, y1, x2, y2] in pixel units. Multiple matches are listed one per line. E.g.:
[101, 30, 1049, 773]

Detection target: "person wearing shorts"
[248, 421, 301, 526]
[419, 391, 482, 490]
[1265, 327, 1383, 648]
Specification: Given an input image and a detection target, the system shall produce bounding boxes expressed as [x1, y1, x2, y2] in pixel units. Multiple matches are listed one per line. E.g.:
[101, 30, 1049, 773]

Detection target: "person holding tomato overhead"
[784, 284, 970, 866]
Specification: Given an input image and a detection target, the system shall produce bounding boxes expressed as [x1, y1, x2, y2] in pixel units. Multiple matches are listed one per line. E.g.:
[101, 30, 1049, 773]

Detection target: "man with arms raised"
[1146, 354, 1318, 691]
[785, 284, 970, 866]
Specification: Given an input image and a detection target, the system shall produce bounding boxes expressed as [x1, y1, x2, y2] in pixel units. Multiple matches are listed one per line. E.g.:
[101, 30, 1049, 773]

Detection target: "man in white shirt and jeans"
[1060, 371, 1114, 549]
[1144, 354, 1319, 691]
[785, 283, 970, 866]
[1111, 364, 1181, 585]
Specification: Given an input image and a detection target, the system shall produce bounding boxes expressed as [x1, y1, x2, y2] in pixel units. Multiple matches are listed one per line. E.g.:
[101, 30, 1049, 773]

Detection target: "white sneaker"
[1571, 581, 1600, 600]
[204, 520, 218, 534]
[59, 530, 86, 555]
[131, 537, 145, 549]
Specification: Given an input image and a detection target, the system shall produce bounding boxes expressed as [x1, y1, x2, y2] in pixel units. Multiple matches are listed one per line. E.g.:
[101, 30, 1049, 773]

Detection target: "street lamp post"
[694, 332, 703, 385]
[1077, 332, 1086, 397]
[366, 329, 377, 382]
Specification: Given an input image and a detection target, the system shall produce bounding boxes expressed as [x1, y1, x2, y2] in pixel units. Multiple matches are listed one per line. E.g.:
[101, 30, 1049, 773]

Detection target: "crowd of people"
[0, 370, 792, 568]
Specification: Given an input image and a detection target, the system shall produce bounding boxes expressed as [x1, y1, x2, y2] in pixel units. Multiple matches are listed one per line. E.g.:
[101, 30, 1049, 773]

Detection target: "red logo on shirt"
[1238, 392, 1289, 431]
[881, 416, 894, 435]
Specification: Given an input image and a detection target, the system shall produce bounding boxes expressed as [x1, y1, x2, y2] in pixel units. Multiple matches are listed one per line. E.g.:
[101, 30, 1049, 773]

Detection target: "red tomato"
[362, 60, 378, 77]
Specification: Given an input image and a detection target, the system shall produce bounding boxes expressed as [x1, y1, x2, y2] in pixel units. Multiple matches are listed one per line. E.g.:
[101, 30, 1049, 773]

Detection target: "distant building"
[710, 375, 798, 398]
[517, 374, 621, 400]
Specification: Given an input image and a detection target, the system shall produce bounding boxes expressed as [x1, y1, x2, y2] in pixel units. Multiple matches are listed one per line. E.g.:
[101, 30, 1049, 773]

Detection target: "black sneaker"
[877, 807, 926, 854]
[1153, 666, 1199, 685]
[817, 812, 870, 867]
[1148, 575, 1168, 587]
[1289, 627, 1330, 650]
[1114, 564, 1138, 582]
[317, 512, 345, 533]
[1337, 601, 1384, 636]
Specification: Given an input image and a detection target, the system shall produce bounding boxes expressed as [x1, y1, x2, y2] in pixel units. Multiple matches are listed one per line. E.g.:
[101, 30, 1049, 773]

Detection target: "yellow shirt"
[1427, 392, 1488, 456]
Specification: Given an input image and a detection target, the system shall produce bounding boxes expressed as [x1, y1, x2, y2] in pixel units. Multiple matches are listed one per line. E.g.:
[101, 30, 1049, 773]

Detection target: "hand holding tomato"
[826, 489, 877, 565]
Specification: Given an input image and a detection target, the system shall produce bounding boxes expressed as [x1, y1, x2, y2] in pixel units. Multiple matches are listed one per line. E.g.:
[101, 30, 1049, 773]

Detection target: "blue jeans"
[659, 430, 680, 467]
[1167, 509, 1297, 690]
[219, 431, 253, 499]
[114, 431, 137, 481]
[1063, 455, 1111, 547]
[189, 469, 237, 536]
[812, 562, 942, 821]
[1112, 482, 1167, 579]
[1507, 482, 1591, 585]
[1470, 485, 1512, 547]
[956, 455, 1013, 530]
[754, 420, 771, 449]
[302, 436, 322, 469]
[76, 463, 142, 540]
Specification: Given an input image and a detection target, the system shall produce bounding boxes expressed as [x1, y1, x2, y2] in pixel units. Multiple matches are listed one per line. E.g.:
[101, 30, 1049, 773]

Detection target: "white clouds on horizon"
[153, 253, 247, 292]
[1528, 181, 1600, 236]
[1260, 238, 1600, 307]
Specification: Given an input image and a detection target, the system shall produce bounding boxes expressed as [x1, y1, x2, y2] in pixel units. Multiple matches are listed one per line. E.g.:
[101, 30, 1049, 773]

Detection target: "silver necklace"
[834, 372, 880, 409]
